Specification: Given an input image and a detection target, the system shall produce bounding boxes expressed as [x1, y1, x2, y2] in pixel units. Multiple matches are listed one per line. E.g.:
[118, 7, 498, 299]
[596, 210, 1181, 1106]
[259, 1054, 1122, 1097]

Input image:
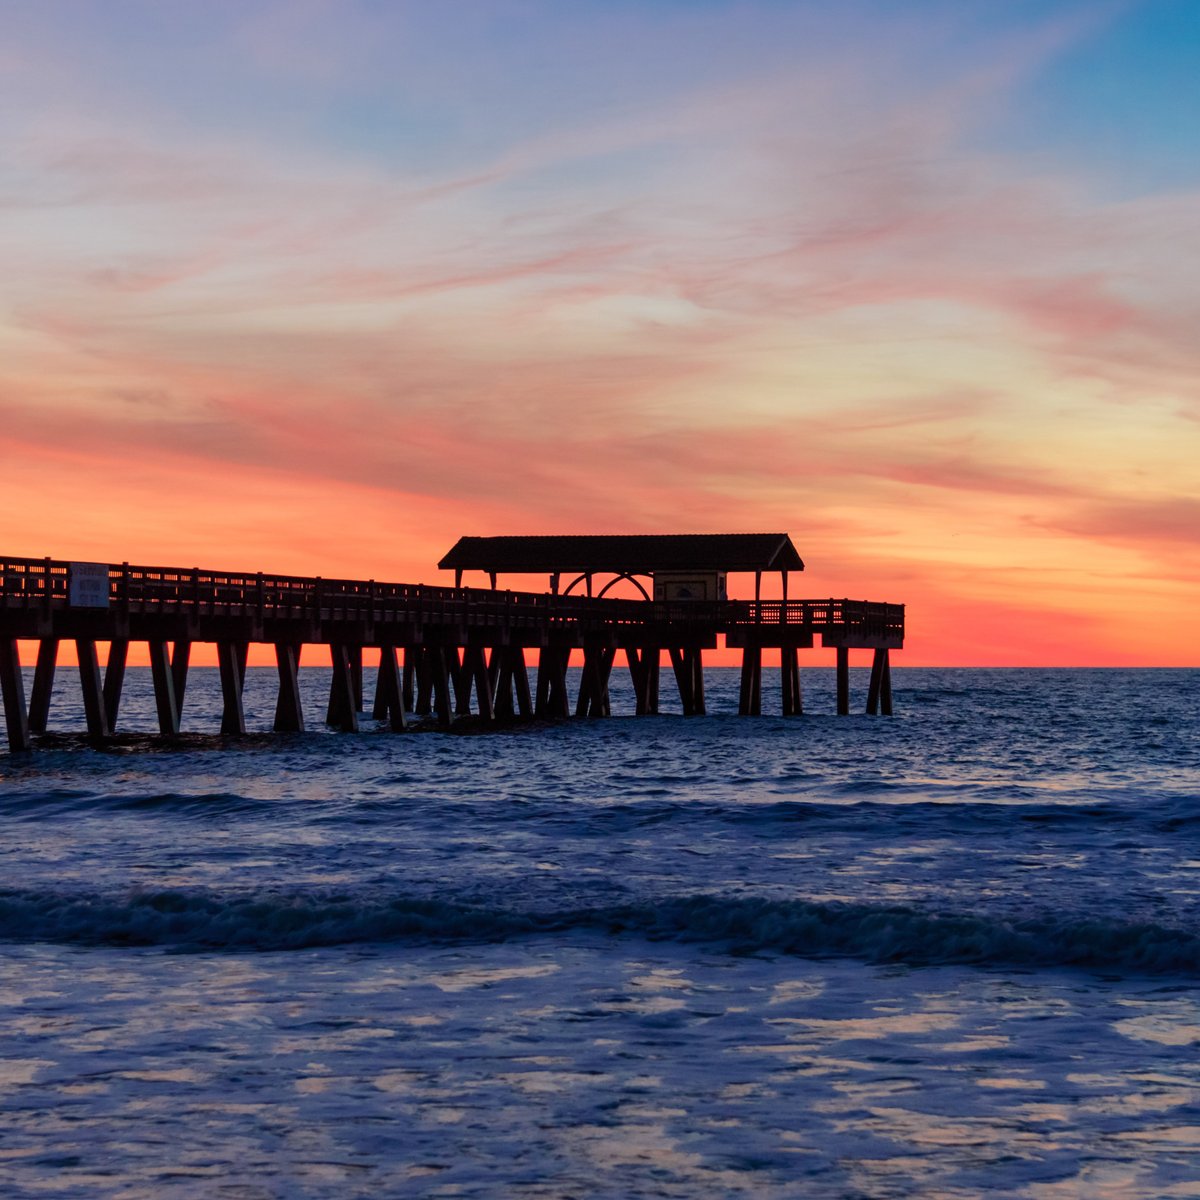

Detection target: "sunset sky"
[3, 0, 1198, 665]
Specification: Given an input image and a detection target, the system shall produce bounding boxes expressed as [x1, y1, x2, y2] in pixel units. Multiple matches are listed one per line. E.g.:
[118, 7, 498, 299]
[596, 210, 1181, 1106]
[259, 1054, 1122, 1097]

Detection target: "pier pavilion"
[438, 532, 805, 603]
[0, 539, 903, 752]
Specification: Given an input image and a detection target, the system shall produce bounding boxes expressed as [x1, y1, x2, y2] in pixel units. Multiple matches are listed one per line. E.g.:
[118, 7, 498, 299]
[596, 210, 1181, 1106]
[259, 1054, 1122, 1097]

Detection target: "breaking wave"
[1, 887, 1196, 975]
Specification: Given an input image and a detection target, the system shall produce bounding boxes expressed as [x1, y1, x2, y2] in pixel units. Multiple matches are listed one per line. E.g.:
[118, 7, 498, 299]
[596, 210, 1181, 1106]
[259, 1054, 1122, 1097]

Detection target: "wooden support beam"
[866, 648, 885, 715]
[76, 638, 110, 740]
[576, 644, 614, 718]
[691, 647, 706, 716]
[781, 646, 802, 716]
[375, 645, 407, 731]
[0, 637, 31, 752]
[666, 647, 704, 716]
[669, 647, 693, 716]
[326, 642, 358, 733]
[402, 650, 415, 713]
[626, 647, 645, 715]
[348, 645, 364, 713]
[535, 645, 569, 719]
[217, 641, 245, 735]
[149, 639, 181, 735]
[464, 645, 494, 721]
[492, 646, 514, 720]
[575, 646, 597, 718]
[511, 647, 532, 719]
[836, 645, 850, 716]
[218, 640, 247, 735]
[171, 641, 191, 715]
[487, 647, 502, 698]
[430, 646, 452, 727]
[739, 646, 761, 716]
[488, 645, 531, 720]
[372, 647, 389, 719]
[414, 647, 434, 716]
[777, 648, 796, 710]
[555, 646, 573, 718]
[28, 638, 58, 735]
[625, 646, 659, 716]
[326, 643, 352, 724]
[103, 638, 129, 731]
[448, 647, 472, 715]
[880, 649, 893, 716]
[597, 647, 612, 717]
[273, 642, 304, 733]
[535, 647, 552, 715]
[667, 646, 705, 716]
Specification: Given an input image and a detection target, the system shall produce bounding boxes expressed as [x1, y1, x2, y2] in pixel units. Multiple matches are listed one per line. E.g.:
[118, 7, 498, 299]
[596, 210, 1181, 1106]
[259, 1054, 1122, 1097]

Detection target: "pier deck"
[1, 555, 903, 751]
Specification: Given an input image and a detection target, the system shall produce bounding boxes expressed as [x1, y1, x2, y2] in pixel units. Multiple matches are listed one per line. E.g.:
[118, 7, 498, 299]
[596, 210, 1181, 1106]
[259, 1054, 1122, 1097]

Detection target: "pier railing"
[0, 556, 904, 642]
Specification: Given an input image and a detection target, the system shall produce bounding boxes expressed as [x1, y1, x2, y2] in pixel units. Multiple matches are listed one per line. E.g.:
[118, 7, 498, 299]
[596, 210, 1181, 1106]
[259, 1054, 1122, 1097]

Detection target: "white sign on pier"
[68, 563, 111, 608]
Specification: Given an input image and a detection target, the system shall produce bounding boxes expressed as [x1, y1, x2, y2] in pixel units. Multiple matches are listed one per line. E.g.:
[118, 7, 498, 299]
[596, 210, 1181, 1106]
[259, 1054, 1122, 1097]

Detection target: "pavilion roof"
[438, 534, 804, 575]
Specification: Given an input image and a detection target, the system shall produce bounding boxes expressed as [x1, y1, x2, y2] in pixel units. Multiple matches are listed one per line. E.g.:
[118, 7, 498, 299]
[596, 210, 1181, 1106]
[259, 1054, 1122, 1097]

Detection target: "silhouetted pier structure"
[0, 537, 903, 752]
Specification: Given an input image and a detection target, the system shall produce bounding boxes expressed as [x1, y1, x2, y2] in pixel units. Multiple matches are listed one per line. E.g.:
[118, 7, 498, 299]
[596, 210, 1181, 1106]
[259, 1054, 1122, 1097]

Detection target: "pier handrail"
[0, 555, 904, 641]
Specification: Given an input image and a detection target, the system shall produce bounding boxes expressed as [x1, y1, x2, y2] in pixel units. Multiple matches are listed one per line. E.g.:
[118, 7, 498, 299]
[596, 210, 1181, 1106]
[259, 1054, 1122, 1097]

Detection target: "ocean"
[1, 666, 1198, 1198]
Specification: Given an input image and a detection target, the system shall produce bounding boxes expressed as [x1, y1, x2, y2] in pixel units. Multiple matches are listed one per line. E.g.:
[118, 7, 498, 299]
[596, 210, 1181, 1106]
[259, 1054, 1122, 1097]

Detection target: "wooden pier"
[0, 543, 903, 752]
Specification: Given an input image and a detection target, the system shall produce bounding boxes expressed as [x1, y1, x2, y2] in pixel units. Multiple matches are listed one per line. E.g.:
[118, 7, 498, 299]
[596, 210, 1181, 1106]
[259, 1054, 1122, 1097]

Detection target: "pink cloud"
[1039, 497, 1200, 562]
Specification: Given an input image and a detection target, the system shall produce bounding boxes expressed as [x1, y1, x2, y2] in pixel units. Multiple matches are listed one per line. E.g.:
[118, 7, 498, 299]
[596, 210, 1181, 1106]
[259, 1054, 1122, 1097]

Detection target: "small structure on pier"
[438, 533, 805, 603]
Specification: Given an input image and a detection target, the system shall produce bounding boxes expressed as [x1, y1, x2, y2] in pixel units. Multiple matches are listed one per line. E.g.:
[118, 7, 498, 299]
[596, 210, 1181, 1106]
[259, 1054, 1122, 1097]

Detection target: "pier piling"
[149, 640, 181, 735]
[29, 639, 58, 734]
[0, 638, 31, 752]
[77, 639, 110, 739]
